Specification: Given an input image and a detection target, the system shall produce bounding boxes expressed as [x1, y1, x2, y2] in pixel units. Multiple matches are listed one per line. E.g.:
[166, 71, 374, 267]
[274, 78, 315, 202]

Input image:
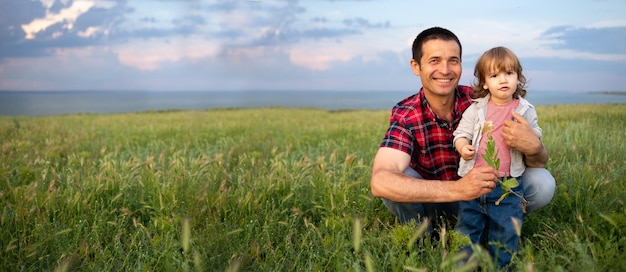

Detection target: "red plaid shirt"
[380, 85, 474, 181]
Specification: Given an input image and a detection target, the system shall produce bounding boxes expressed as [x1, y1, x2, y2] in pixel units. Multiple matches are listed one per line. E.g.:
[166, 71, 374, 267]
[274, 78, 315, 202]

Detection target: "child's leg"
[486, 179, 525, 268]
[456, 198, 487, 245]
[455, 198, 487, 263]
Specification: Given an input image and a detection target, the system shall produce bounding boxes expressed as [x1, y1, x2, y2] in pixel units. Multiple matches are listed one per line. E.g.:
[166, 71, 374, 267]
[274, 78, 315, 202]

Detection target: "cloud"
[115, 36, 221, 71]
[541, 26, 626, 54]
[0, 0, 127, 59]
[1, 0, 624, 92]
[522, 56, 625, 74]
[342, 17, 390, 29]
[1, 0, 392, 71]
[0, 1, 45, 41]
[21, 1, 98, 39]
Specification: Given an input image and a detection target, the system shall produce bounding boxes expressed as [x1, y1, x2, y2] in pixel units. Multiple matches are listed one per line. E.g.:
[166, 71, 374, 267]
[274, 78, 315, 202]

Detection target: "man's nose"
[439, 62, 450, 74]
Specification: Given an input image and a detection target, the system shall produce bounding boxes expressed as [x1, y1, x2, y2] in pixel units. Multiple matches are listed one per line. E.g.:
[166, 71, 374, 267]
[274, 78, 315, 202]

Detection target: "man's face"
[410, 39, 462, 97]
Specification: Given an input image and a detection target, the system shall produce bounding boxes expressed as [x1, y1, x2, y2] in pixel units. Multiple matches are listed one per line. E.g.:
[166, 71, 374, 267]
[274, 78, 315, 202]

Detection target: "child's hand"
[460, 145, 475, 161]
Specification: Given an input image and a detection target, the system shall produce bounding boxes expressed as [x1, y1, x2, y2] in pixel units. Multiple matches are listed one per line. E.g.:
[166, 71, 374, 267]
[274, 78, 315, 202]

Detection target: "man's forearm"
[524, 143, 548, 167]
[371, 169, 458, 203]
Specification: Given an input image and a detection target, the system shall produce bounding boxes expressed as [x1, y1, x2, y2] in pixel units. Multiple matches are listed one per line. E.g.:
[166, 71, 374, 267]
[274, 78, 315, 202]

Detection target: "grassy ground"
[1, 104, 625, 271]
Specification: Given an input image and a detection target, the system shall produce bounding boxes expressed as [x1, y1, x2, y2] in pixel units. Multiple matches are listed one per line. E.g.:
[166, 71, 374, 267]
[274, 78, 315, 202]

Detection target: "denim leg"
[522, 168, 556, 213]
[381, 199, 425, 224]
[485, 179, 525, 268]
[455, 198, 487, 245]
[454, 198, 487, 267]
[381, 167, 458, 231]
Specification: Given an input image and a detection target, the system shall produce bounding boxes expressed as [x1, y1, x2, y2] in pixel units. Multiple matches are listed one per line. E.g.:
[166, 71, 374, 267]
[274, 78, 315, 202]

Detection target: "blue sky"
[1, 0, 625, 92]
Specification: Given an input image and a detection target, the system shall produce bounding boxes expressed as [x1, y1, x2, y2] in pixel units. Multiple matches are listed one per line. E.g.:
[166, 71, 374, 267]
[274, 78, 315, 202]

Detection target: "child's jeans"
[455, 177, 525, 268]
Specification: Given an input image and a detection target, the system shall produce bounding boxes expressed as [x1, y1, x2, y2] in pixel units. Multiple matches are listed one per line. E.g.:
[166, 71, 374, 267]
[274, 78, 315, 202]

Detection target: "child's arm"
[453, 102, 478, 161]
[454, 137, 476, 161]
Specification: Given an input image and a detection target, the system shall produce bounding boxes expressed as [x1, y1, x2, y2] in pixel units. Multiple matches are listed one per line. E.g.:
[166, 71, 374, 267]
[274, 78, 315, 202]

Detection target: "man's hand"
[371, 148, 496, 203]
[503, 112, 541, 156]
[455, 166, 498, 201]
[503, 112, 548, 167]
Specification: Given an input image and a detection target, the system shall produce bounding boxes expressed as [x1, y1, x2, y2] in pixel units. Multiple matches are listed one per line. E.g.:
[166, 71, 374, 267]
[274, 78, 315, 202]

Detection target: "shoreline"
[592, 91, 626, 96]
[2, 90, 626, 117]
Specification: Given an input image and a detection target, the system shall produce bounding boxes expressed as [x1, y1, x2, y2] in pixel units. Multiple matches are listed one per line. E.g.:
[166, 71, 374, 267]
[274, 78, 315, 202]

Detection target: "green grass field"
[1, 104, 625, 271]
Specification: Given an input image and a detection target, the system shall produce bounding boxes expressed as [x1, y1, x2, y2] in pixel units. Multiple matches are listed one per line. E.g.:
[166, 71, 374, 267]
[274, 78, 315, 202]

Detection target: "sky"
[1, 0, 625, 92]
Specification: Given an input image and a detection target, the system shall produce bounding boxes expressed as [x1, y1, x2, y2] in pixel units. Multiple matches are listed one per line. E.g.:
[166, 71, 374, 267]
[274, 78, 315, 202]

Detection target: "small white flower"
[483, 121, 494, 134]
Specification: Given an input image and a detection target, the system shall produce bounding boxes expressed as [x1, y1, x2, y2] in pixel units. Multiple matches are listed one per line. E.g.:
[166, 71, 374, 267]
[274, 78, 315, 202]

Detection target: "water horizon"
[1, 90, 625, 117]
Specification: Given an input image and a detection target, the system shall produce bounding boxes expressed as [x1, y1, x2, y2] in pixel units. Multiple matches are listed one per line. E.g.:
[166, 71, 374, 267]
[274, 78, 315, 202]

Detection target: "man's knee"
[382, 198, 424, 224]
[523, 168, 556, 213]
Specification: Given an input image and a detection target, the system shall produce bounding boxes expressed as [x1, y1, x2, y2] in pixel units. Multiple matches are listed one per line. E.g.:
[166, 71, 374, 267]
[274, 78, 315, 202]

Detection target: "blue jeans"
[455, 177, 524, 268]
[381, 167, 555, 227]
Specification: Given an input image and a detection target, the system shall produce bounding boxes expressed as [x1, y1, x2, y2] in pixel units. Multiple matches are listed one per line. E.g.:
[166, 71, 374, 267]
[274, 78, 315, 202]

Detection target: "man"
[370, 27, 555, 229]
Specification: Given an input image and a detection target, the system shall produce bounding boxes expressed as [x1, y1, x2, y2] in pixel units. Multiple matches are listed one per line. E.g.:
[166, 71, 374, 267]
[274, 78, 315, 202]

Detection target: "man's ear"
[410, 59, 421, 76]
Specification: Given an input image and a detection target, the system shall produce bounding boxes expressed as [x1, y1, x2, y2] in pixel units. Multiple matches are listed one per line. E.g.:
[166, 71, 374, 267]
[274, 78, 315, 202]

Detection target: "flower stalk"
[481, 122, 527, 212]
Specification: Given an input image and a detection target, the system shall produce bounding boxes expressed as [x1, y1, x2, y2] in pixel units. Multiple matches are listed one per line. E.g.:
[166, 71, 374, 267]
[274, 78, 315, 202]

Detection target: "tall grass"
[1, 105, 625, 271]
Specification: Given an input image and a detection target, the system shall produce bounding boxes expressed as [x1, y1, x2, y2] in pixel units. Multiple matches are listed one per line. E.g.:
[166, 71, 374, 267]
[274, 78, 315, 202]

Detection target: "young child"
[453, 46, 542, 268]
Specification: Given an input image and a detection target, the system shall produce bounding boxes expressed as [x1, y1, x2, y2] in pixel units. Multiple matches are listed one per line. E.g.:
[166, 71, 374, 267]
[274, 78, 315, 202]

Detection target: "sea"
[1, 90, 625, 116]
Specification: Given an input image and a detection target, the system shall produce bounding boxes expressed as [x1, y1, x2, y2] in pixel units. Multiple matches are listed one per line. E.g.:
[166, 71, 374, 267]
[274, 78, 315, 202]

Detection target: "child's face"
[484, 69, 519, 104]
